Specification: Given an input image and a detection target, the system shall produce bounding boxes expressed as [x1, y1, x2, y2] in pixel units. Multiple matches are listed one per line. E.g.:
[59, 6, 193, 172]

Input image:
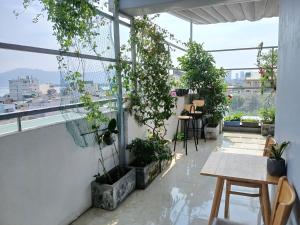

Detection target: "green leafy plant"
[125, 16, 176, 138]
[257, 42, 278, 94]
[241, 118, 260, 123]
[174, 132, 185, 141]
[270, 141, 290, 160]
[127, 137, 172, 167]
[22, 0, 121, 184]
[224, 112, 244, 121]
[259, 108, 275, 124]
[178, 42, 228, 126]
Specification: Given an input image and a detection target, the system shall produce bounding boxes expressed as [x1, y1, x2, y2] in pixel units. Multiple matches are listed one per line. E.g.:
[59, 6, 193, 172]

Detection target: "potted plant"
[259, 108, 275, 136]
[267, 141, 290, 176]
[174, 79, 189, 97]
[241, 116, 260, 128]
[205, 112, 223, 139]
[90, 118, 136, 210]
[224, 112, 244, 127]
[127, 136, 172, 189]
[178, 42, 228, 140]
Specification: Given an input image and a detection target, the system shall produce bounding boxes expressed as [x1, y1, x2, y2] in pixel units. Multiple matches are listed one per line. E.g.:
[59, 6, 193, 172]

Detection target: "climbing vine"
[123, 16, 176, 138]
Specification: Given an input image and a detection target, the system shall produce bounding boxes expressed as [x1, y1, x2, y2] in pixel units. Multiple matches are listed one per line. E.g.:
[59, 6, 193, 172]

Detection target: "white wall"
[277, 0, 300, 223]
[0, 121, 118, 225]
[0, 97, 185, 225]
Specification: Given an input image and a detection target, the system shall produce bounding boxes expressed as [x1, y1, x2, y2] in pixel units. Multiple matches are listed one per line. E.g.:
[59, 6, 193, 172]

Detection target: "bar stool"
[189, 99, 206, 144]
[173, 104, 198, 155]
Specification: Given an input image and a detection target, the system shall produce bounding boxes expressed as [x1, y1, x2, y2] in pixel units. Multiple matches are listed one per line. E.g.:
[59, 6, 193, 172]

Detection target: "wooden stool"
[173, 114, 198, 155]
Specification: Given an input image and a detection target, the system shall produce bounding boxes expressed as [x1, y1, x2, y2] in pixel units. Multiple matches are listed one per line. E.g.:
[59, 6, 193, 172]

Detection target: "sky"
[0, 0, 279, 73]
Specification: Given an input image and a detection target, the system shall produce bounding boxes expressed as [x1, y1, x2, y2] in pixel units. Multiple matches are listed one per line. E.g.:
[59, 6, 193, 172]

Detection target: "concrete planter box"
[241, 121, 260, 128]
[160, 157, 173, 172]
[91, 167, 136, 210]
[204, 124, 220, 139]
[130, 161, 160, 189]
[261, 123, 275, 136]
[224, 121, 241, 127]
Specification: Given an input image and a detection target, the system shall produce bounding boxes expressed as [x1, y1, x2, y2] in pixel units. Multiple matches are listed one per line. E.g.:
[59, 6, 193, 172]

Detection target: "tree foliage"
[178, 42, 228, 124]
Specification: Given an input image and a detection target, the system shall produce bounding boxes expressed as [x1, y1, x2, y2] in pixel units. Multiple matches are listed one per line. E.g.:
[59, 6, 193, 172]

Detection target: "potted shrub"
[205, 112, 222, 139]
[224, 112, 244, 127]
[267, 141, 290, 176]
[259, 108, 275, 136]
[241, 116, 260, 128]
[178, 42, 228, 140]
[90, 119, 136, 210]
[127, 136, 172, 189]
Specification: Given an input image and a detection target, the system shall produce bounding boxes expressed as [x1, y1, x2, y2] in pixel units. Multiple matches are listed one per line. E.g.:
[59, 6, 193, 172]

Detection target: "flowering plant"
[257, 42, 278, 94]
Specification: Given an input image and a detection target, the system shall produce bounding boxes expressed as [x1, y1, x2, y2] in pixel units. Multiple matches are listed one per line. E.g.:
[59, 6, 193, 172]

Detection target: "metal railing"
[0, 98, 117, 132]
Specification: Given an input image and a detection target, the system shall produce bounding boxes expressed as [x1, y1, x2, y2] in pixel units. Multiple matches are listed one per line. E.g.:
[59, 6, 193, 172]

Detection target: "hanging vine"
[21, 0, 120, 183]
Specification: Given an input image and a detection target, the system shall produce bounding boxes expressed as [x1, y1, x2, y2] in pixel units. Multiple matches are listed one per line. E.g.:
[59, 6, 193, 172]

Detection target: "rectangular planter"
[130, 161, 160, 189]
[160, 158, 173, 172]
[224, 121, 241, 127]
[261, 123, 275, 136]
[91, 167, 136, 210]
[204, 124, 220, 140]
[241, 121, 260, 128]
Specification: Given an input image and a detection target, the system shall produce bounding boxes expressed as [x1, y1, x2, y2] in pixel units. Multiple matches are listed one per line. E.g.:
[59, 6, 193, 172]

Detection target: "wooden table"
[200, 152, 279, 225]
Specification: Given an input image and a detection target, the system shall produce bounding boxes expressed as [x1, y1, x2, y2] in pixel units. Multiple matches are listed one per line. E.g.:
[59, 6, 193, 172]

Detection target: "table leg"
[208, 177, 225, 225]
[261, 184, 271, 225]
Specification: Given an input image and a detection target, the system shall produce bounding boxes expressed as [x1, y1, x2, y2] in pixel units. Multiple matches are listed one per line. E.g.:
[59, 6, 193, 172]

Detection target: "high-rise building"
[9, 76, 40, 101]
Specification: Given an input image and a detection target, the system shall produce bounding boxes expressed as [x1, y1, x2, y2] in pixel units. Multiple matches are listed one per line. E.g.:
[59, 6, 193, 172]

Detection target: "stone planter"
[261, 123, 275, 136]
[267, 158, 286, 176]
[130, 161, 160, 189]
[224, 121, 241, 127]
[91, 167, 136, 210]
[160, 158, 173, 172]
[204, 124, 220, 140]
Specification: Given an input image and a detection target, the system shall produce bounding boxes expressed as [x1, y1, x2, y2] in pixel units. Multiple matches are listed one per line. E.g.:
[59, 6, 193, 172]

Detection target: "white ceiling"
[118, 0, 279, 24]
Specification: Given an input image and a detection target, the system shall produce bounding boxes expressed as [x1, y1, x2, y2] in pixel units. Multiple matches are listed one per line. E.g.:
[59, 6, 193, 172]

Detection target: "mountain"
[0, 68, 113, 87]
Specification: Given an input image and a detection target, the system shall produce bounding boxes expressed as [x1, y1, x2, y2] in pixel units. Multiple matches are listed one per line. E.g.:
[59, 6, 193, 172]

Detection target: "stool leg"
[183, 120, 186, 148]
[185, 119, 190, 155]
[191, 118, 198, 151]
[173, 120, 180, 152]
[202, 117, 206, 142]
[196, 118, 199, 145]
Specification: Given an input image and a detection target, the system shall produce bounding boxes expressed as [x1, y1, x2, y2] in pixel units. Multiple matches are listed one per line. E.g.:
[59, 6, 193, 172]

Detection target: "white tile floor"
[72, 132, 266, 225]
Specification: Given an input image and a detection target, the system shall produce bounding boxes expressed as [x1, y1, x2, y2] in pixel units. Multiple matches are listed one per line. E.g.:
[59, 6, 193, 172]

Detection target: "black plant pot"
[175, 89, 189, 97]
[267, 158, 286, 176]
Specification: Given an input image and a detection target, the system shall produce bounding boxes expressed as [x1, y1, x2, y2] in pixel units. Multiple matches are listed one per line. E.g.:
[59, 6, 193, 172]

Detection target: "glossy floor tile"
[72, 132, 266, 225]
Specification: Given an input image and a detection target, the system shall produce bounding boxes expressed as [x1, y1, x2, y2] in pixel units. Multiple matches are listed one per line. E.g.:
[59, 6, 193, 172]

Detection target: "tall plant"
[123, 16, 176, 138]
[178, 42, 228, 125]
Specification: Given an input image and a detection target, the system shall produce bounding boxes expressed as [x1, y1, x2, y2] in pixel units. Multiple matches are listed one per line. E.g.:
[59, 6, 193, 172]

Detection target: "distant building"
[9, 76, 40, 101]
[84, 81, 100, 96]
[0, 103, 15, 113]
